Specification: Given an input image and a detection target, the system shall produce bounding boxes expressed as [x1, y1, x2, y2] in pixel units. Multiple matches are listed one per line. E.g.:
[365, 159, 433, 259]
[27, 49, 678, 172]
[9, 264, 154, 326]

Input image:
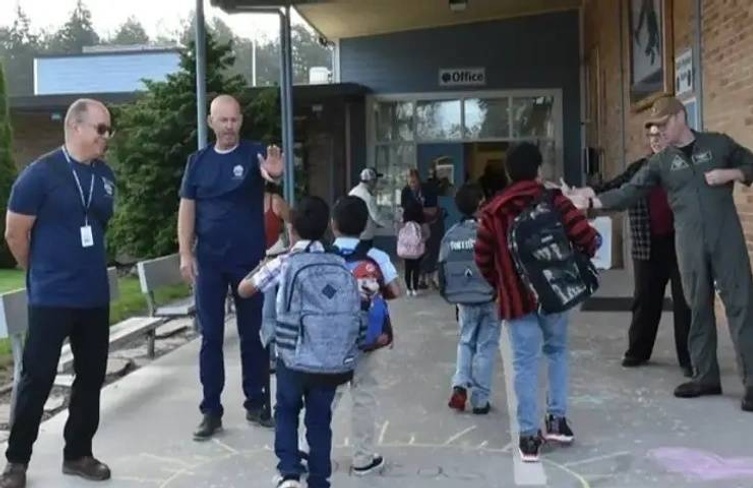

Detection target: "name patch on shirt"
[691, 151, 712, 165]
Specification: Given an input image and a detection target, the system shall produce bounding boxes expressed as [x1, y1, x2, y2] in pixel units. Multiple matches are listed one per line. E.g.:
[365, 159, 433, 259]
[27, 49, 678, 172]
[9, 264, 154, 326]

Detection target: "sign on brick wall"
[675, 49, 693, 98]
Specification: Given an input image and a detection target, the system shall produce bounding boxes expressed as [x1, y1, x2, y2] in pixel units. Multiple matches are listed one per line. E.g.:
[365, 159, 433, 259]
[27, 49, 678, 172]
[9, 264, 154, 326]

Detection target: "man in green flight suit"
[569, 96, 753, 412]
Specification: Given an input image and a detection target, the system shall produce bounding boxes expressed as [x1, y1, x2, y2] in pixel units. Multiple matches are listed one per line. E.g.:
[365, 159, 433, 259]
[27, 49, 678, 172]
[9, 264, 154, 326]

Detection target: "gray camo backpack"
[438, 219, 495, 305]
[275, 243, 365, 376]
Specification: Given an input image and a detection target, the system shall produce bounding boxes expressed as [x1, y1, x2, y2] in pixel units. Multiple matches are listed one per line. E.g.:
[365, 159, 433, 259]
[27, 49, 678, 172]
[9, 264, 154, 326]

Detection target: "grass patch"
[0, 269, 191, 367]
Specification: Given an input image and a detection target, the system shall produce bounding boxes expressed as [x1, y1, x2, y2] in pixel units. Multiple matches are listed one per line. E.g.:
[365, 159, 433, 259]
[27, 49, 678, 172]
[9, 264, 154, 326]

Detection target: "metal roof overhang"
[210, 0, 582, 40]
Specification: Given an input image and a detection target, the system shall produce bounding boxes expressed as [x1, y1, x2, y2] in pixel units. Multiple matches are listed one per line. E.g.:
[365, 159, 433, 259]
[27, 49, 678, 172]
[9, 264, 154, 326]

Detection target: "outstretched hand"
[258, 145, 284, 179]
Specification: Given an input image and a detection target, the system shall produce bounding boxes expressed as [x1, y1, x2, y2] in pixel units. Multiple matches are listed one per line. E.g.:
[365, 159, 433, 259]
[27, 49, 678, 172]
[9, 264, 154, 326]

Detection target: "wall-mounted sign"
[682, 96, 699, 130]
[675, 48, 693, 97]
[438, 67, 486, 87]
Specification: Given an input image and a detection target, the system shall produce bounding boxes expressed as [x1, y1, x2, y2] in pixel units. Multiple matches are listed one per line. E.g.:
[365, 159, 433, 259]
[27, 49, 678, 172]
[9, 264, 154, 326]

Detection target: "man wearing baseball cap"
[348, 168, 389, 246]
[568, 95, 753, 412]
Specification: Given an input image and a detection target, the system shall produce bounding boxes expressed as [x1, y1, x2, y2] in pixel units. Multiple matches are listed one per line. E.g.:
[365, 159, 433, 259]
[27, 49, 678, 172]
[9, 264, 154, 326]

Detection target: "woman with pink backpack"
[397, 202, 430, 296]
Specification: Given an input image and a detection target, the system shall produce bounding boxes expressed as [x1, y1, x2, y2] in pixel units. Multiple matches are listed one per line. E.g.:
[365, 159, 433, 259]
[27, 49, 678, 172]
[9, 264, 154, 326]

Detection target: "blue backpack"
[334, 241, 394, 352]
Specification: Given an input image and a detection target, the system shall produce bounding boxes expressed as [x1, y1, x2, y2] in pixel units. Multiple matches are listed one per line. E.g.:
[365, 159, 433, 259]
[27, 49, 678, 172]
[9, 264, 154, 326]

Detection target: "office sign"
[439, 67, 486, 87]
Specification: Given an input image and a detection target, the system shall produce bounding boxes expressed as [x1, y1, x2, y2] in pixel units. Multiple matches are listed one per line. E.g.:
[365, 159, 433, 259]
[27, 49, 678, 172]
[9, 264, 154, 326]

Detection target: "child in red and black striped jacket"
[474, 142, 598, 464]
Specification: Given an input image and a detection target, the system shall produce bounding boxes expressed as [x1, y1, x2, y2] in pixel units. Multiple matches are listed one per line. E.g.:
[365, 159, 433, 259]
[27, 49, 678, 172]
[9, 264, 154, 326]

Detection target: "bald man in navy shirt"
[178, 94, 284, 440]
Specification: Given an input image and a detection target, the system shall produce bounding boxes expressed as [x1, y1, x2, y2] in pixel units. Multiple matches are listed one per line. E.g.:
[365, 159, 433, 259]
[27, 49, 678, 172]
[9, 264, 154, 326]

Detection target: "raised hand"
[257, 145, 284, 179]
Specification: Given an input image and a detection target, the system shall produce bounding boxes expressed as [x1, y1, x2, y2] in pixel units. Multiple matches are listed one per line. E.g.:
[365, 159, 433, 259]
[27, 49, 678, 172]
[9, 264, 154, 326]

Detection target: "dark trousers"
[6, 306, 109, 464]
[196, 260, 269, 417]
[404, 258, 421, 290]
[626, 234, 692, 368]
[274, 361, 336, 488]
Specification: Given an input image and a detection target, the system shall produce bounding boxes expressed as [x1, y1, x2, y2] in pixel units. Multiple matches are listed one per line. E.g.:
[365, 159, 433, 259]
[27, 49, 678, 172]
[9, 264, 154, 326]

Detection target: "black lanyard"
[62, 146, 94, 225]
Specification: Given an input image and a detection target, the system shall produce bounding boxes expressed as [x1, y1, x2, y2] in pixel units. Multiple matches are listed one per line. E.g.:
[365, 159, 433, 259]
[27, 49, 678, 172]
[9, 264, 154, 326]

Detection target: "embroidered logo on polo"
[692, 151, 712, 165]
[232, 165, 244, 179]
[102, 177, 114, 197]
[670, 156, 689, 171]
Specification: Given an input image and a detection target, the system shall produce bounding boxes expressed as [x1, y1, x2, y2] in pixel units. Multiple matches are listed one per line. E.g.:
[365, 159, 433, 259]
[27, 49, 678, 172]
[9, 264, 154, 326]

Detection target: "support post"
[195, 0, 208, 150]
[279, 6, 296, 205]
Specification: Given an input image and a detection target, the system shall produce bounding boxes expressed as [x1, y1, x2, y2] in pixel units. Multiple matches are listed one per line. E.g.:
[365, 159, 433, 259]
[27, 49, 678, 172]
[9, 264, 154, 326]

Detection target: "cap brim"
[644, 115, 669, 129]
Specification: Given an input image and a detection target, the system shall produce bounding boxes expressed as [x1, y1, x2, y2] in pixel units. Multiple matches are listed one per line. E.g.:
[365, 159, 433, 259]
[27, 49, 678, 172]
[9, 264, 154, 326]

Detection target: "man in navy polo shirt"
[178, 94, 284, 440]
[0, 99, 116, 488]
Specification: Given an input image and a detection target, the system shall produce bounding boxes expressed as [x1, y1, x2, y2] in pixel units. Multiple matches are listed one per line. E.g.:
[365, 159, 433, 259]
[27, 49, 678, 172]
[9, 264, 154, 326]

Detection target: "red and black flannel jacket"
[474, 181, 599, 321]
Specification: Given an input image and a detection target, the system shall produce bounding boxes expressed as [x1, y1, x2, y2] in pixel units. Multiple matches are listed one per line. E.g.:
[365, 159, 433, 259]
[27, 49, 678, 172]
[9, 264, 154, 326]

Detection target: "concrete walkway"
[10, 271, 753, 487]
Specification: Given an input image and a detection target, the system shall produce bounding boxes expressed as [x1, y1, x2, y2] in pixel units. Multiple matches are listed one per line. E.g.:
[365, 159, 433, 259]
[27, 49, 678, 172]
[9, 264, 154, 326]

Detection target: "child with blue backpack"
[438, 183, 500, 415]
[328, 195, 401, 475]
[238, 196, 365, 488]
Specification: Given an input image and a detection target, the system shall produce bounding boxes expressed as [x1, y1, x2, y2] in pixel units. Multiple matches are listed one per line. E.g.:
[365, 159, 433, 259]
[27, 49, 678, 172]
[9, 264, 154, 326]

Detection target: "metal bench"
[136, 253, 198, 332]
[56, 268, 164, 371]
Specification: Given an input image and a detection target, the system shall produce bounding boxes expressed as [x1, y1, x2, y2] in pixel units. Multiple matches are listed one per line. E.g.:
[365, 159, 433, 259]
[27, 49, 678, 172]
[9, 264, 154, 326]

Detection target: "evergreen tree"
[108, 33, 246, 259]
[108, 16, 150, 46]
[0, 62, 18, 267]
[48, 0, 100, 53]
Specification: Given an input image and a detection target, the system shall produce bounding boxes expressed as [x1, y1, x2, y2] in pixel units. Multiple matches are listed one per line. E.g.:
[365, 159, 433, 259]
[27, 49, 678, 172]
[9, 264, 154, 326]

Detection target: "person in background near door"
[478, 162, 509, 200]
[264, 181, 291, 252]
[419, 165, 444, 289]
[567, 124, 692, 377]
[1, 98, 116, 488]
[348, 168, 389, 247]
[568, 96, 753, 411]
[178, 94, 284, 440]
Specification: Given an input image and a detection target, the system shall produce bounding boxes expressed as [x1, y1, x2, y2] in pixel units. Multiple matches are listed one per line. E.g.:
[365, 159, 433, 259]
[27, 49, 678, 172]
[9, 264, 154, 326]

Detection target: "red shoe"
[448, 387, 467, 411]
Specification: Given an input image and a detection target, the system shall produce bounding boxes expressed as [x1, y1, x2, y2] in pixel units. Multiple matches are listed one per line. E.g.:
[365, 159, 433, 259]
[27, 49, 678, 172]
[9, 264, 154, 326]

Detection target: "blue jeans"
[452, 302, 500, 408]
[274, 361, 337, 488]
[506, 312, 569, 437]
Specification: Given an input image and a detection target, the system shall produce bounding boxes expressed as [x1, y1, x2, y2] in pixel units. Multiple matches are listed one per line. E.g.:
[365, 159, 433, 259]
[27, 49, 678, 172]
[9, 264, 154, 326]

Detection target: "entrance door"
[368, 89, 564, 236]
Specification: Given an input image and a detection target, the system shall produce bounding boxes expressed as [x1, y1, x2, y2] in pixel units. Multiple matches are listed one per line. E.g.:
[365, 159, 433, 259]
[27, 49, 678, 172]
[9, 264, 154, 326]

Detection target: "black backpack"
[507, 190, 599, 314]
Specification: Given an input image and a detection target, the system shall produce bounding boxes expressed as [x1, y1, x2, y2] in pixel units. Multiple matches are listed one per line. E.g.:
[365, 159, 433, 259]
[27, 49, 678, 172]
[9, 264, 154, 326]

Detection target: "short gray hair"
[64, 99, 91, 128]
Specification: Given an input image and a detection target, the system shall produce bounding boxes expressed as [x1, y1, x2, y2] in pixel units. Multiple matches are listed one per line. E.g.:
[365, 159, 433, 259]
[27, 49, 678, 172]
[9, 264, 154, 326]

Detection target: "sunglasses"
[88, 123, 114, 137]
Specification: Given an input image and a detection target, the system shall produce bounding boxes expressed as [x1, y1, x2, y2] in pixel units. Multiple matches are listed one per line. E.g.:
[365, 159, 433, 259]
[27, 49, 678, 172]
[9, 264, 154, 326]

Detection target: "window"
[464, 98, 510, 139]
[369, 91, 562, 234]
[511, 96, 555, 139]
[374, 144, 416, 217]
[375, 101, 414, 142]
[415, 100, 462, 141]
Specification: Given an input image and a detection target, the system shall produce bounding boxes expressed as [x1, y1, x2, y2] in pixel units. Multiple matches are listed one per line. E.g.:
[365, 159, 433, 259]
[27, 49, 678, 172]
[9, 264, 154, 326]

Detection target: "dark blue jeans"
[275, 361, 336, 488]
[196, 259, 268, 417]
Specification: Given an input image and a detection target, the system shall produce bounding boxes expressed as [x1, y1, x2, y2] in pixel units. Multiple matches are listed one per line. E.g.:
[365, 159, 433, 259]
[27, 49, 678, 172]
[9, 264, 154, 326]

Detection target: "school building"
[210, 0, 752, 271]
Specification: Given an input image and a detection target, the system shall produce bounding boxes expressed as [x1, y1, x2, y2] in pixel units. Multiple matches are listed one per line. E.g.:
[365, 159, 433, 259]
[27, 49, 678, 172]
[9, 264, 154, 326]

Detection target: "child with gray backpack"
[238, 196, 366, 488]
[438, 183, 500, 415]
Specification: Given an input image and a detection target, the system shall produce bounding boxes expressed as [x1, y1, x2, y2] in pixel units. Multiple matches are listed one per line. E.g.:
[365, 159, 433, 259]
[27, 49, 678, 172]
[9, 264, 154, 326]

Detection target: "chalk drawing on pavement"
[648, 447, 753, 482]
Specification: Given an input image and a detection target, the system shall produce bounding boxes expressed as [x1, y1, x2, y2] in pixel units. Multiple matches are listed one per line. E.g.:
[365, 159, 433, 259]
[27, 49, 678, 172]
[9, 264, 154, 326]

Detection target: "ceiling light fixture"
[449, 0, 468, 12]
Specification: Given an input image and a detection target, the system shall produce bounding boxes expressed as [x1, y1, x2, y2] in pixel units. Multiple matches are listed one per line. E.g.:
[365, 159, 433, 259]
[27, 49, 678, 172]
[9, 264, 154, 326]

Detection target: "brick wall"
[702, 0, 753, 251]
[585, 0, 753, 321]
[10, 112, 63, 169]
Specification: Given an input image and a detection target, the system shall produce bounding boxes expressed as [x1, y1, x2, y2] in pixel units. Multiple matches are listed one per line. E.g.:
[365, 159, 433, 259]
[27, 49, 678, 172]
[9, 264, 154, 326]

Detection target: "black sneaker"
[193, 414, 222, 441]
[352, 455, 385, 476]
[0, 463, 27, 488]
[544, 415, 574, 444]
[247, 407, 275, 428]
[518, 434, 542, 463]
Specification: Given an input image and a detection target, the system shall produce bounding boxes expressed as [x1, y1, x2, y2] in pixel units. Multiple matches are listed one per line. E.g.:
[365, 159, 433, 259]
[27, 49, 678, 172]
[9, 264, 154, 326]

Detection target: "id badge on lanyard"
[62, 147, 95, 248]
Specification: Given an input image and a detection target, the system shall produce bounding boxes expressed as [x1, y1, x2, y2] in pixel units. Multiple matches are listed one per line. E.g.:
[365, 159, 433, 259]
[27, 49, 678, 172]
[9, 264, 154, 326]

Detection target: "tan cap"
[644, 96, 685, 128]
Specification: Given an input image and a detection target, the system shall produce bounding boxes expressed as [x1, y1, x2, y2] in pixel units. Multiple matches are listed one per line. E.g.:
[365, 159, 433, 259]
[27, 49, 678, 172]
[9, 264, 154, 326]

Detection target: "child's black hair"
[291, 196, 330, 241]
[506, 142, 543, 183]
[454, 182, 485, 218]
[332, 195, 368, 237]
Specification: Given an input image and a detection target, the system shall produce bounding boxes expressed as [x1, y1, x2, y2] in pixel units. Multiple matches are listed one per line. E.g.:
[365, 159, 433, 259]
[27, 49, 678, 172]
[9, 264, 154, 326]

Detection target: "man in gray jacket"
[570, 96, 753, 412]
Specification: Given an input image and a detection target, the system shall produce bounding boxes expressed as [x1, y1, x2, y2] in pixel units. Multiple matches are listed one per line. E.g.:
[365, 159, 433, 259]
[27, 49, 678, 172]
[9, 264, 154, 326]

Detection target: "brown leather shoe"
[62, 457, 111, 481]
[0, 463, 27, 488]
